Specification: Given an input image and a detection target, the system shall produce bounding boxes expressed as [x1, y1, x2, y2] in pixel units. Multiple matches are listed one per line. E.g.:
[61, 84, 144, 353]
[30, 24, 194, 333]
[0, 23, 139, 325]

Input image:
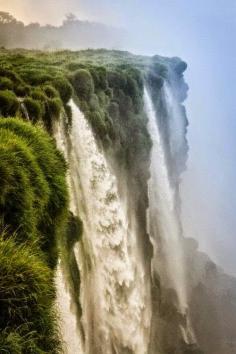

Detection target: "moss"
[0, 90, 19, 117]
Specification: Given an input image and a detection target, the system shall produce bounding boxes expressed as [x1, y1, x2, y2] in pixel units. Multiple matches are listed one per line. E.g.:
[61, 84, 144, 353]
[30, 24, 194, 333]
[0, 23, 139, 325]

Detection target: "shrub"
[42, 85, 59, 99]
[125, 75, 142, 112]
[48, 98, 62, 117]
[0, 77, 13, 90]
[43, 97, 62, 132]
[0, 68, 22, 85]
[23, 97, 43, 122]
[89, 93, 100, 111]
[30, 88, 47, 102]
[0, 90, 19, 117]
[89, 66, 108, 91]
[66, 62, 86, 71]
[14, 84, 31, 97]
[53, 77, 73, 103]
[20, 69, 53, 85]
[71, 69, 94, 100]
[107, 70, 126, 90]
[88, 110, 107, 137]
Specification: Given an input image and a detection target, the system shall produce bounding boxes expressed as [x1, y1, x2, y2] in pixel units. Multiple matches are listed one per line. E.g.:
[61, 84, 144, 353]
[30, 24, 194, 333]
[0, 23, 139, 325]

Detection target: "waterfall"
[145, 83, 198, 347]
[144, 86, 188, 315]
[55, 100, 151, 354]
[20, 101, 30, 121]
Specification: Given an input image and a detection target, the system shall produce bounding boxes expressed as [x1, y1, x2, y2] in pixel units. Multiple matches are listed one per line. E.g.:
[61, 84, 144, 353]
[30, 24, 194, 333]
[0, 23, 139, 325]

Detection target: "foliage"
[0, 118, 68, 263]
[14, 84, 31, 97]
[53, 77, 73, 103]
[0, 117, 68, 353]
[0, 77, 13, 90]
[43, 84, 59, 99]
[59, 212, 83, 319]
[47, 97, 62, 118]
[20, 69, 53, 86]
[0, 235, 61, 353]
[23, 97, 42, 122]
[71, 69, 94, 100]
[0, 89, 19, 117]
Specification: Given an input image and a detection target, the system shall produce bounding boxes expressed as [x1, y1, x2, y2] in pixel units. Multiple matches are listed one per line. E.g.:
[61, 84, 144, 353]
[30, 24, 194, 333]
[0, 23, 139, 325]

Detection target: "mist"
[0, 0, 235, 276]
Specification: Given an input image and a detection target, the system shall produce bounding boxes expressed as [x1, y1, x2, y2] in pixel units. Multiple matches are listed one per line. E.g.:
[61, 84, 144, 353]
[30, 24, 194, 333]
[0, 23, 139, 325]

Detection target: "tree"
[0, 12, 17, 24]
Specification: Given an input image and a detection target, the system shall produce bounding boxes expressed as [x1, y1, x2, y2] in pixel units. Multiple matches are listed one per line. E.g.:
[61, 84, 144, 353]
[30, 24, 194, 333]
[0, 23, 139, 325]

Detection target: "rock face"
[146, 56, 236, 354]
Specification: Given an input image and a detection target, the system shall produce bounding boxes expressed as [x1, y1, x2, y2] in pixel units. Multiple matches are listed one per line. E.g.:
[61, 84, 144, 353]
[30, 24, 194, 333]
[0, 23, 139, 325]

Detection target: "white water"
[163, 81, 187, 165]
[144, 88, 188, 311]
[56, 263, 84, 354]
[55, 100, 151, 354]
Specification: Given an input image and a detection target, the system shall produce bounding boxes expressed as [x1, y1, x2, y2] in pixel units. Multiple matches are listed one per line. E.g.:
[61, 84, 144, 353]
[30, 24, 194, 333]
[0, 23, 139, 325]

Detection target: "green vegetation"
[0, 90, 19, 116]
[23, 97, 42, 122]
[0, 235, 61, 353]
[0, 118, 68, 353]
[59, 213, 83, 318]
[0, 48, 155, 173]
[0, 77, 13, 90]
[52, 77, 73, 104]
[0, 48, 179, 353]
[71, 69, 94, 100]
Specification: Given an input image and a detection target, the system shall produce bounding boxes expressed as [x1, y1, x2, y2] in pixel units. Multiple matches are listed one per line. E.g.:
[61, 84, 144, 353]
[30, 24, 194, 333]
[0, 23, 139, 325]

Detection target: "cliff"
[0, 49, 235, 354]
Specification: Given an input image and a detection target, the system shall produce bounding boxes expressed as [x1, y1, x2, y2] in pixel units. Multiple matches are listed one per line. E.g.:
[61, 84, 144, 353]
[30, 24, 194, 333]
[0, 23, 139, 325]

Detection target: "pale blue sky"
[1, 0, 236, 273]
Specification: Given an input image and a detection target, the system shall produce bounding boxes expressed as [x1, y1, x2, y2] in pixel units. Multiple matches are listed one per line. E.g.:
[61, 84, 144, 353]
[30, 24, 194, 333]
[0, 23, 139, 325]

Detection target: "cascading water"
[144, 86, 193, 341]
[55, 100, 151, 354]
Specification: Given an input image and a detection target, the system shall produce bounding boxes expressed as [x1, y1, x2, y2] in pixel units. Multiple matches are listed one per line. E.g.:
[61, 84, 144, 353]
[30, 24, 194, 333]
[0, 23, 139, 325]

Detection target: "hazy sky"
[1, 0, 236, 274]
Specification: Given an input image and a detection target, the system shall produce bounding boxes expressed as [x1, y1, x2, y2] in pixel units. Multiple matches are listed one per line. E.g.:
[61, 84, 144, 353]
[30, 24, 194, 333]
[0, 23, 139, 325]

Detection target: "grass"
[0, 117, 68, 352]
[0, 118, 68, 266]
[0, 90, 19, 117]
[0, 234, 61, 354]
